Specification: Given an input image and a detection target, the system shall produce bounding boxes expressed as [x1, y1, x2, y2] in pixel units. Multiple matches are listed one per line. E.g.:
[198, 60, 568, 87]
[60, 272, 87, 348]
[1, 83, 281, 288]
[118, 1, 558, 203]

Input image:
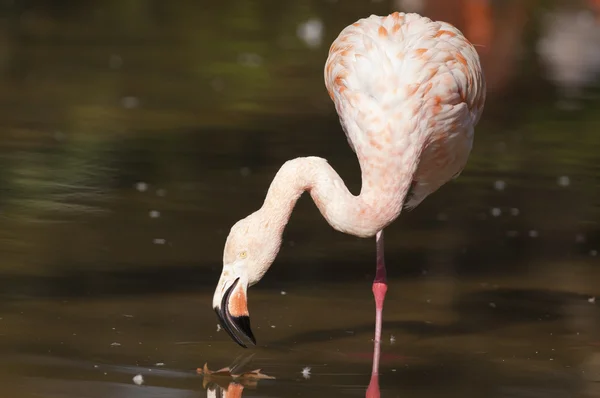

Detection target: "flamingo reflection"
[199, 354, 275, 397]
[199, 345, 385, 398]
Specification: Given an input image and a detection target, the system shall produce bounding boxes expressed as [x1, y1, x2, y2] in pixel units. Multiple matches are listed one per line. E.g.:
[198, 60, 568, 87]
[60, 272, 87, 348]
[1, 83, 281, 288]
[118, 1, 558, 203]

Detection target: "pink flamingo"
[213, 11, 485, 395]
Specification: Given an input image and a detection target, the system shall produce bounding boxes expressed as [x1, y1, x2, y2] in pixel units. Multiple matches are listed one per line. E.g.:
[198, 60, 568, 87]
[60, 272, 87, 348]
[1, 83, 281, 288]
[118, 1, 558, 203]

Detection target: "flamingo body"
[325, 13, 485, 210]
[212, 13, 486, 359]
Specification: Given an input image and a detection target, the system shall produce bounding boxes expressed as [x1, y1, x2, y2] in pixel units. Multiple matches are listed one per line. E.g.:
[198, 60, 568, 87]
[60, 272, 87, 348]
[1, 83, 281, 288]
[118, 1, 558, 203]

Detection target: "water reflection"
[199, 354, 276, 397]
[206, 383, 244, 398]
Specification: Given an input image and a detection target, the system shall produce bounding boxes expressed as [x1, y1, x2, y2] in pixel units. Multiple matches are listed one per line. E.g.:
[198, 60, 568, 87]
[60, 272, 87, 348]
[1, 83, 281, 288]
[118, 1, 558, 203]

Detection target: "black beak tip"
[235, 315, 257, 346]
[214, 308, 257, 348]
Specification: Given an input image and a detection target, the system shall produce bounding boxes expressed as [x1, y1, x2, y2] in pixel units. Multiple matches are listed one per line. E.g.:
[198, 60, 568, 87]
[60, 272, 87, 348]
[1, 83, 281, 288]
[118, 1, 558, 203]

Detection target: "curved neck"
[260, 155, 416, 238]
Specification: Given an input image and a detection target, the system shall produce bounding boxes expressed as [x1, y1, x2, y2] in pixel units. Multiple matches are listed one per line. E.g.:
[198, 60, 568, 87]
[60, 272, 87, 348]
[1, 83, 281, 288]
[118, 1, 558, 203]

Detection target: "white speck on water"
[510, 208, 520, 216]
[494, 180, 506, 191]
[557, 176, 570, 187]
[590, 250, 598, 257]
[155, 362, 165, 367]
[110, 342, 121, 347]
[301, 367, 311, 379]
[489, 302, 497, 308]
[392, 368, 397, 372]
[133, 374, 144, 385]
[238, 53, 262, 67]
[588, 297, 595, 304]
[109, 54, 122, 69]
[93, 365, 99, 368]
[240, 167, 251, 177]
[529, 230, 539, 238]
[153, 238, 166, 245]
[280, 291, 287, 295]
[121, 96, 140, 109]
[216, 324, 221, 332]
[270, 325, 276, 328]
[297, 18, 324, 49]
[390, 335, 396, 344]
[149, 210, 160, 218]
[156, 188, 166, 197]
[135, 182, 148, 192]
[491, 208, 502, 217]
[123, 314, 133, 318]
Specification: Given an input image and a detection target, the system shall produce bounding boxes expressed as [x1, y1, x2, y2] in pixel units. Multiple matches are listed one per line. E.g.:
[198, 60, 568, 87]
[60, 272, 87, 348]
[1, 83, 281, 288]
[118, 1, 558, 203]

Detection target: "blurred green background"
[0, 0, 598, 297]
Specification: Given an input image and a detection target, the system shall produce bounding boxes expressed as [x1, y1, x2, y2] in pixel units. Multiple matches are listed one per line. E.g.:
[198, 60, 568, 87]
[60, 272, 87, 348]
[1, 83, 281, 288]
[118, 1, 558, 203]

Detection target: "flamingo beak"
[214, 278, 256, 348]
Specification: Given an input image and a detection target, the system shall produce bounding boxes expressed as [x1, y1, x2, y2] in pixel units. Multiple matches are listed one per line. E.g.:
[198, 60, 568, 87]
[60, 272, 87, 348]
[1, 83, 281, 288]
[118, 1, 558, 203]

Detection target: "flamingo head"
[212, 210, 282, 347]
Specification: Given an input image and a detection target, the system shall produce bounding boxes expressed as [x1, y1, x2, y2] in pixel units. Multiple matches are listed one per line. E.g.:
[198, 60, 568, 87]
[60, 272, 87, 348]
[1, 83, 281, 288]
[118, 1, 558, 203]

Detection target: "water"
[1, 0, 600, 397]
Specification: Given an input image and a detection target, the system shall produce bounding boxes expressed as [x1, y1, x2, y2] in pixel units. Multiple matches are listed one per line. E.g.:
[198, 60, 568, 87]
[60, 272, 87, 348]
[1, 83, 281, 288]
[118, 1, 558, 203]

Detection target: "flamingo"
[213, 10, 485, 386]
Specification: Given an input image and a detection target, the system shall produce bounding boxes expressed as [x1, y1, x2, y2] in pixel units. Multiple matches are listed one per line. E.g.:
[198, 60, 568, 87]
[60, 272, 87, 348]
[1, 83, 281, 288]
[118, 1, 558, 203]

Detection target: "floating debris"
[155, 362, 165, 367]
[110, 342, 121, 347]
[301, 367, 311, 379]
[216, 324, 222, 332]
[197, 363, 274, 389]
[133, 374, 144, 385]
[135, 182, 148, 192]
[390, 335, 396, 344]
[557, 176, 570, 187]
[528, 230, 539, 238]
[280, 291, 287, 295]
[494, 180, 506, 191]
[588, 297, 596, 304]
[491, 208, 502, 217]
[153, 238, 166, 245]
[149, 210, 160, 218]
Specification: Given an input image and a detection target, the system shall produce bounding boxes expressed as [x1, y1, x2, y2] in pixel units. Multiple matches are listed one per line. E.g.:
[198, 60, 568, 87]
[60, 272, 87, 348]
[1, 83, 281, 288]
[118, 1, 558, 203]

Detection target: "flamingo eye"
[239, 251, 248, 259]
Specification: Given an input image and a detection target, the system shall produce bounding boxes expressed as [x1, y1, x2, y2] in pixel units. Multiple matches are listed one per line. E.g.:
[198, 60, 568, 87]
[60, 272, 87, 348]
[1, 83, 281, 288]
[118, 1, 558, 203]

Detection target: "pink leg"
[366, 230, 387, 398]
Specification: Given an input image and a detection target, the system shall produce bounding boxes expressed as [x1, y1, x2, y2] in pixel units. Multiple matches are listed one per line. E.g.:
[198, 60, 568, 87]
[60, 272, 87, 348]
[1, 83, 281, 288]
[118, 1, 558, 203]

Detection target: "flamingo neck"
[260, 155, 415, 238]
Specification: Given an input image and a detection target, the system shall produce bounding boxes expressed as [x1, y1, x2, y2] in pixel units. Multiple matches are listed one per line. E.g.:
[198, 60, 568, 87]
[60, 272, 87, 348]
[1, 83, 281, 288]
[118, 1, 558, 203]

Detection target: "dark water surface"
[1, 0, 600, 397]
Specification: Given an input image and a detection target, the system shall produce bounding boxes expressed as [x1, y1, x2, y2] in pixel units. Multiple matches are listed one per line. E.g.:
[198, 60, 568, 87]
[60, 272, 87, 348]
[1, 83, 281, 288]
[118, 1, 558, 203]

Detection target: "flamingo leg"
[366, 229, 387, 397]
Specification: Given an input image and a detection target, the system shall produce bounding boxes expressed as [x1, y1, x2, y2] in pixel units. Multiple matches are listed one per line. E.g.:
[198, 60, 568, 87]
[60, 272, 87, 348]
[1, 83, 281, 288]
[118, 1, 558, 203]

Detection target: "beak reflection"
[215, 278, 256, 348]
